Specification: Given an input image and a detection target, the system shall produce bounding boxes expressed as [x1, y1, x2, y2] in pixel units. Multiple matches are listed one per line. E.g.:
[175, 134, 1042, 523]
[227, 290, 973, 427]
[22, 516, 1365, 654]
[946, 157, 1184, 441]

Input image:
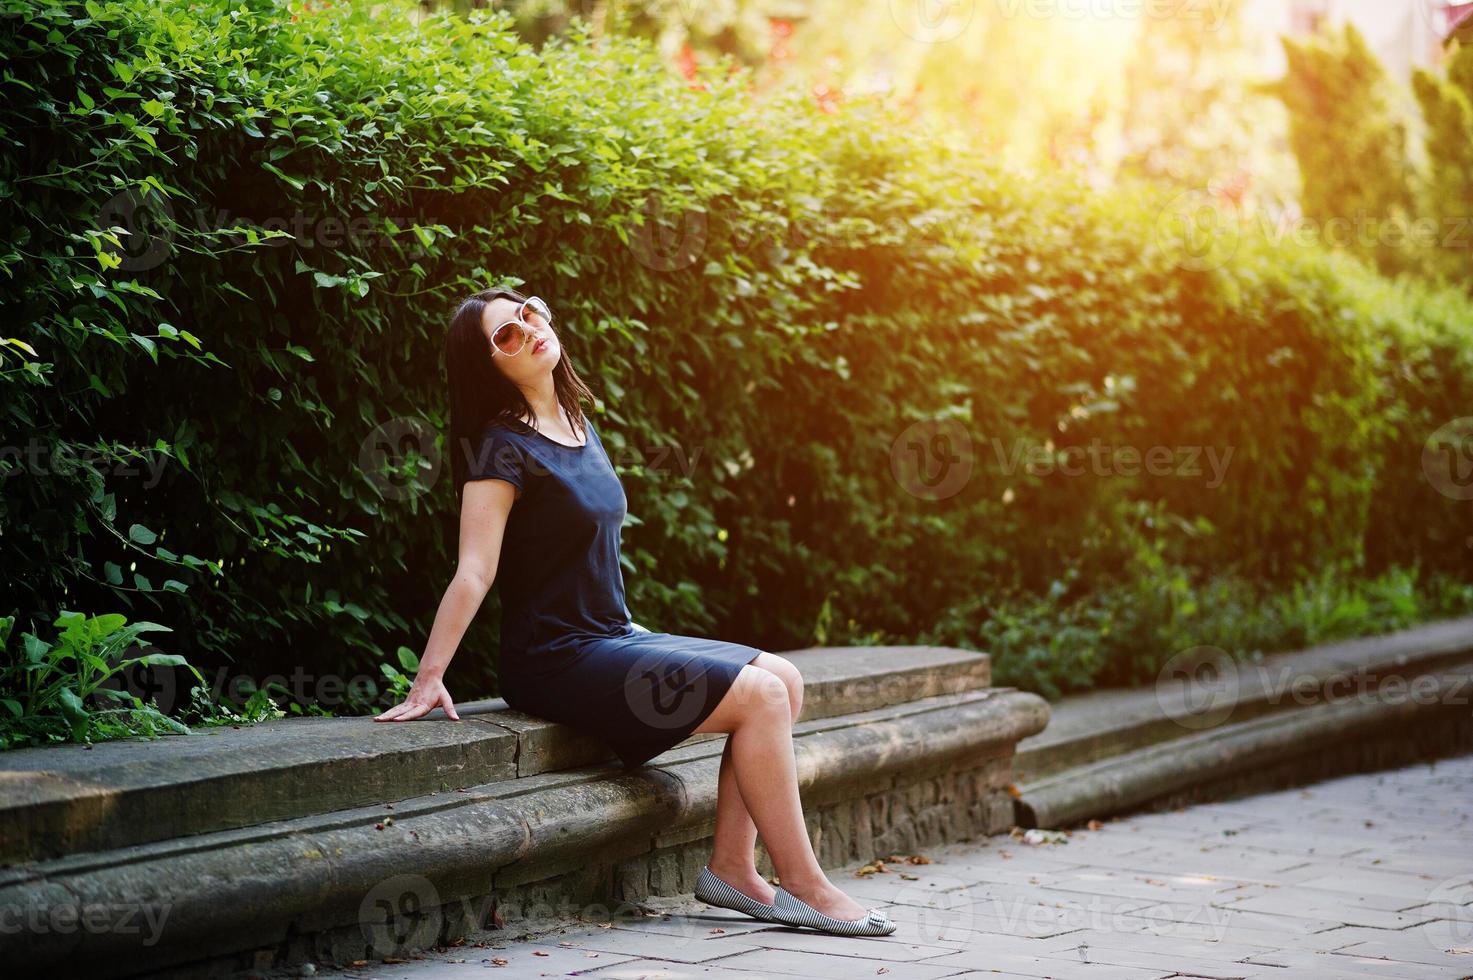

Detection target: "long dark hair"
[445, 286, 596, 506]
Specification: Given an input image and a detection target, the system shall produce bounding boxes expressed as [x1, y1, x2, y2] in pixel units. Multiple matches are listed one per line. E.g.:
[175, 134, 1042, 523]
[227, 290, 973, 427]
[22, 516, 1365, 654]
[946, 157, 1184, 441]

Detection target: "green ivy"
[2, 0, 1470, 717]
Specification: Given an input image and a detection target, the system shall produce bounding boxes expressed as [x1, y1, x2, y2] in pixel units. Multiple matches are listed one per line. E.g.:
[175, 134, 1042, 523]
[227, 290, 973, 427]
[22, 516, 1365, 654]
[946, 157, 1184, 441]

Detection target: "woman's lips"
[533, 338, 548, 353]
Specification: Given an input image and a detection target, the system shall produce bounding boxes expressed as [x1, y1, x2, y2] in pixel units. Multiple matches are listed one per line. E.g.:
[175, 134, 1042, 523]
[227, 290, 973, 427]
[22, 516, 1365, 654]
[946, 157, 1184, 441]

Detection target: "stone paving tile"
[1123, 901, 1340, 936]
[1242, 944, 1472, 978]
[690, 945, 974, 979]
[1215, 889, 1440, 928]
[910, 946, 1174, 979]
[313, 753, 1473, 980]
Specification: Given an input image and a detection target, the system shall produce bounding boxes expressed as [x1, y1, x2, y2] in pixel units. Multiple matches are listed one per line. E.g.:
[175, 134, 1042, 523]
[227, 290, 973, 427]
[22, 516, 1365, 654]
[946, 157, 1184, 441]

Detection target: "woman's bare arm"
[374, 478, 518, 722]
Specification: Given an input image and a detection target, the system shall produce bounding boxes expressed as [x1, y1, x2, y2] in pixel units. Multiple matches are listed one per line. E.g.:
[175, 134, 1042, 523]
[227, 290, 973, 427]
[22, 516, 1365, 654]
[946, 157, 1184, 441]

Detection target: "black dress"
[465, 413, 765, 769]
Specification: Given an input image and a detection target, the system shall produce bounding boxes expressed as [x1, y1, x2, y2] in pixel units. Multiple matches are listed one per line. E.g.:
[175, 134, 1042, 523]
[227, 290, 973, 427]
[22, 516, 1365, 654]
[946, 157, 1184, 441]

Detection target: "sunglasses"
[488, 296, 555, 357]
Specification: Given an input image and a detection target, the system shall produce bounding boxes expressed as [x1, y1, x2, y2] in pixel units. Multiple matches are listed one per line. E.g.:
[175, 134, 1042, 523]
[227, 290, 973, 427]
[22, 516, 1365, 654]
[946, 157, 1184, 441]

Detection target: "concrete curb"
[0, 687, 1048, 977]
[1013, 616, 1473, 828]
[0, 644, 989, 865]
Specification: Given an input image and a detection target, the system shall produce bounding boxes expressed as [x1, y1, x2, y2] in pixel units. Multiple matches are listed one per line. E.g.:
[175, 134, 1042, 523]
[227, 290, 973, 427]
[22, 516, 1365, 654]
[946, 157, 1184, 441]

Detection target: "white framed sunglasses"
[488, 296, 555, 356]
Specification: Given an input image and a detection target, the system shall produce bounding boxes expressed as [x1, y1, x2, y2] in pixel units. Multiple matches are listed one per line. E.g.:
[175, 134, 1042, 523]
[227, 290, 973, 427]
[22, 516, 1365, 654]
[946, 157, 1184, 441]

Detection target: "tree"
[1412, 41, 1473, 292]
[1267, 23, 1418, 278]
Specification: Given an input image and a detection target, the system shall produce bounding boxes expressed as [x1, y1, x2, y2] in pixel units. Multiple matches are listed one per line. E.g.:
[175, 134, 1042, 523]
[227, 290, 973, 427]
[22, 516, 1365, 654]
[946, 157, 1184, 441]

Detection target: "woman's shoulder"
[479, 416, 535, 441]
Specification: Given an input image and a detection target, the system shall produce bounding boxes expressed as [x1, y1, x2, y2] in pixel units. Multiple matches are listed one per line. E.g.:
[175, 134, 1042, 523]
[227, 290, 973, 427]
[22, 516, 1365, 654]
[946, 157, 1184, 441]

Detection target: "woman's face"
[481, 296, 560, 383]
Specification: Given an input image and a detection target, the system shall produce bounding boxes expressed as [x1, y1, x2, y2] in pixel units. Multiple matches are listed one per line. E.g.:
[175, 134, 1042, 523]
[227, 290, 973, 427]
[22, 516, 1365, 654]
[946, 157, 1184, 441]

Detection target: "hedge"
[2, 0, 1470, 710]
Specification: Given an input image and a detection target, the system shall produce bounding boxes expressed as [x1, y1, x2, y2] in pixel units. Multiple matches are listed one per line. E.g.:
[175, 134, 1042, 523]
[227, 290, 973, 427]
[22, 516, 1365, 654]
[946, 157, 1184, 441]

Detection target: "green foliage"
[1266, 22, 1417, 278]
[2, 0, 1470, 717]
[378, 645, 420, 702]
[1412, 42, 1473, 290]
[0, 612, 202, 748]
[921, 499, 1473, 700]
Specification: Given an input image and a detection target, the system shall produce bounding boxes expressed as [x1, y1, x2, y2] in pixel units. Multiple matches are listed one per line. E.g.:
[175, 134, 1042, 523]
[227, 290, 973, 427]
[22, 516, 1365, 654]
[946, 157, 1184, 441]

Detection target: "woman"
[374, 287, 894, 937]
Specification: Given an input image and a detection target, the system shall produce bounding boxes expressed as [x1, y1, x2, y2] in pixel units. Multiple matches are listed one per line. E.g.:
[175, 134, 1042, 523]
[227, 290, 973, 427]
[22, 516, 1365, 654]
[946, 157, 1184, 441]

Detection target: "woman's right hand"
[375, 671, 461, 722]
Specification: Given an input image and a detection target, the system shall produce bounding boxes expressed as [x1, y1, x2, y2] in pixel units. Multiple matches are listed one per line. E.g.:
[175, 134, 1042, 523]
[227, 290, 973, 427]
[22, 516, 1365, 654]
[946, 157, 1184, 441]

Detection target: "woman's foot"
[776, 876, 867, 921]
[705, 862, 775, 906]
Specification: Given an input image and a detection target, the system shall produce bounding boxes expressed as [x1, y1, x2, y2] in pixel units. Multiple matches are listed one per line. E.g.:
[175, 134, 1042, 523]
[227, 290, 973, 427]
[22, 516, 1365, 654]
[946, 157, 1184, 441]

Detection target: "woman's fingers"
[440, 689, 460, 721]
[375, 702, 409, 721]
[375, 698, 429, 722]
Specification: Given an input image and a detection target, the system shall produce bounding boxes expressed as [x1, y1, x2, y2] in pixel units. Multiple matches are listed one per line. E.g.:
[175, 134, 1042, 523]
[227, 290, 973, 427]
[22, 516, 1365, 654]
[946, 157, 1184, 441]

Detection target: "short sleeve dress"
[464, 413, 766, 769]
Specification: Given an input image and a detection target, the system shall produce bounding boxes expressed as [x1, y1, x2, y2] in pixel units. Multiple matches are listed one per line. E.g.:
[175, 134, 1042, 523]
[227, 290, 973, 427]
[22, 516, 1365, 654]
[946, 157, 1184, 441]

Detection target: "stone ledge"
[0, 643, 988, 865]
[1012, 616, 1473, 828]
[1013, 614, 1473, 783]
[0, 685, 1047, 978]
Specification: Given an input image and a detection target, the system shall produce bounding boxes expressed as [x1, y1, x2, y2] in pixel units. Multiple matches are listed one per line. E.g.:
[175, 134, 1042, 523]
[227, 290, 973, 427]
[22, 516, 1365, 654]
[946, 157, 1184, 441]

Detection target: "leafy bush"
[0, 612, 202, 748]
[2, 0, 1470, 715]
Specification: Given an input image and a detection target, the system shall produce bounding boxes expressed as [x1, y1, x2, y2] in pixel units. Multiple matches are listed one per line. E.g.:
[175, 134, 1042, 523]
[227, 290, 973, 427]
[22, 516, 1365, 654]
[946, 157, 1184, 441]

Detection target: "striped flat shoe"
[769, 884, 897, 936]
[693, 865, 780, 923]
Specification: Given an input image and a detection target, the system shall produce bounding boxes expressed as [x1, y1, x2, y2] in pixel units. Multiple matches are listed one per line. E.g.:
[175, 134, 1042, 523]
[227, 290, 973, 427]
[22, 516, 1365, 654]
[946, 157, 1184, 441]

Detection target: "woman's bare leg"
[704, 654, 803, 905]
[692, 663, 867, 921]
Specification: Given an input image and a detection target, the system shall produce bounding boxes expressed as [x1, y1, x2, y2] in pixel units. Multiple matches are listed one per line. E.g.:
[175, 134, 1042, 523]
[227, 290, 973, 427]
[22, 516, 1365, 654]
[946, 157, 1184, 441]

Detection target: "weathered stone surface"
[0, 644, 992, 865]
[1015, 660, 1473, 829]
[0, 684, 1045, 979]
[1011, 616, 1473, 828]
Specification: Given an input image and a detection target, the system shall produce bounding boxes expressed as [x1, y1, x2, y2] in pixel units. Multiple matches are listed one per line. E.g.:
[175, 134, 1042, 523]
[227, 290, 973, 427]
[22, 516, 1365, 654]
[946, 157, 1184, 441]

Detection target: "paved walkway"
[314, 754, 1473, 979]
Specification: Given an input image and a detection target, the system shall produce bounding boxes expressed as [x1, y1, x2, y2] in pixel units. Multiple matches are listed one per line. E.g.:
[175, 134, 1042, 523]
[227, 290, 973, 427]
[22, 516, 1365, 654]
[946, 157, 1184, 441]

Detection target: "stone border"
[0, 645, 988, 865]
[0, 687, 1048, 978]
[1013, 616, 1473, 828]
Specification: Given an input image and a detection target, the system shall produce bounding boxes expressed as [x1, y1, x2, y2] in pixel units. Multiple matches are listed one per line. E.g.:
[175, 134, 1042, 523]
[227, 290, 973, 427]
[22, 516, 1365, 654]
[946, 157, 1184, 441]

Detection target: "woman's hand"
[375, 671, 461, 722]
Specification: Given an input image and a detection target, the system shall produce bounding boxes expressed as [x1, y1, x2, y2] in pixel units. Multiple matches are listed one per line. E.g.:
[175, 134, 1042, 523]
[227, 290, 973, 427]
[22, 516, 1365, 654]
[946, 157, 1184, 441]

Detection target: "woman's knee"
[696, 663, 789, 734]
[750, 652, 803, 721]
